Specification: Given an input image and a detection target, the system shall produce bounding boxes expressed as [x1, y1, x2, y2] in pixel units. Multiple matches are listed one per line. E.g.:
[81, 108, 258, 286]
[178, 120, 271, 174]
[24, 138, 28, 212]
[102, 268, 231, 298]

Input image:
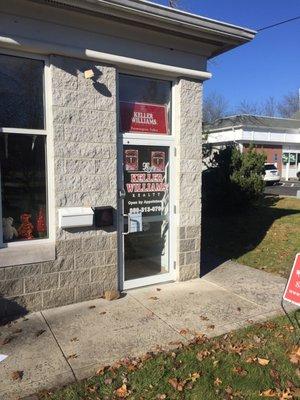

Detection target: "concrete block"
[42, 256, 74, 273]
[178, 264, 199, 281]
[75, 282, 103, 302]
[0, 279, 24, 297]
[43, 287, 75, 308]
[25, 274, 59, 293]
[0, 268, 5, 281]
[179, 238, 196, 253]
[105, 250, 118, 265]
[75, 252, 96, 269]
[60, 269, 90, 288]
[185, 250, 200, 265]
[186, 226, 201, 239]
[5, 264, 41, 280]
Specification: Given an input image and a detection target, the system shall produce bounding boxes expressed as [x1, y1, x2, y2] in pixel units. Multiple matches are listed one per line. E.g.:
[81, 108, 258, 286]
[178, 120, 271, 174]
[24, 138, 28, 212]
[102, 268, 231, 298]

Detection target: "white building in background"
[205, 115, 300, 181]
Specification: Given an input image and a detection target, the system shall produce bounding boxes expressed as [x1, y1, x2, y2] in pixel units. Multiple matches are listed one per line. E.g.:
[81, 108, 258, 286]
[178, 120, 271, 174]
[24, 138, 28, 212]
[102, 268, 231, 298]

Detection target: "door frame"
[117, 135, 177, 290]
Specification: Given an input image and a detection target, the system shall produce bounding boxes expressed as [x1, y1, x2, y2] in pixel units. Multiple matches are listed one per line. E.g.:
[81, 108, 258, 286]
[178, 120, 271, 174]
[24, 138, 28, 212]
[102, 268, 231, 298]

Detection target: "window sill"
[0, 242, 55, 268]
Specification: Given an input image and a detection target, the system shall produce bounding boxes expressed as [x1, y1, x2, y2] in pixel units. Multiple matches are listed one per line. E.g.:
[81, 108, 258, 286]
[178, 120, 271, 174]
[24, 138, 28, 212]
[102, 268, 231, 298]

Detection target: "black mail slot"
[94, 207, 114, 227]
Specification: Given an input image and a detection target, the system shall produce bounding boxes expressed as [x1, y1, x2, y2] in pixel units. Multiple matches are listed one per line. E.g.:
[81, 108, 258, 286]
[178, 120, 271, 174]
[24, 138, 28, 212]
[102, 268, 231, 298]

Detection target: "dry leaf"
[1, 335, 14, 345]
[149, 296, 159, 300]
[214, 377, 222, 386]
[259, 389, 277, 397]
[36, 329, 46, 337]
[197, 350, 211, 361]
[168, 378, 179, 390]
[104, 377, 112, 385]
[99, 311, 107, 315]
[233, 366, 247, 376]
[67, 353, 78, 360]
[257, 357, 270, 366]
[156, 395, 166, 400]
[200, 315, 209, 321]
[207, 325, 215, 330]
[96, 366, 106, 375]
[89, 305, 96, 309]
[11, 371, 23, 381]
[179, 329, 189, 335]
[116, 383, 128, 398]
[237, 307, 241, 312]
[156, 288, 162, 291]
[289, 346, 300, 365]
[70, 337, 79, 342]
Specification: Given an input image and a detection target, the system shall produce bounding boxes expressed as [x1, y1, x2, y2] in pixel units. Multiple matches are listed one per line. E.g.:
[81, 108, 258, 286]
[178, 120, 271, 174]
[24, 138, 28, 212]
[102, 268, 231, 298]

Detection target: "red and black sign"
[283, 254, 300, 306]
[123, 145, 169, 216]
[120, 101, 168, 134]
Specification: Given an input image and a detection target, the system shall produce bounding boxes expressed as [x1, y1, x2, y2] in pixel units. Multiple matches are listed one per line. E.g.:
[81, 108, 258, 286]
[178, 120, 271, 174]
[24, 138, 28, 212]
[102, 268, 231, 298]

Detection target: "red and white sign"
[120, 101, 168, 134]
[283, 253, 300, 306]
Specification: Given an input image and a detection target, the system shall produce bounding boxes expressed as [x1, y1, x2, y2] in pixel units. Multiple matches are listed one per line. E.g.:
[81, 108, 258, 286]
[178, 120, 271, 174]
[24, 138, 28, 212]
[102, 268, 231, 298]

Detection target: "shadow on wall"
[52, 56, 113, 98]
[200, 195, 300, 277]
[0, 298, 28, 326]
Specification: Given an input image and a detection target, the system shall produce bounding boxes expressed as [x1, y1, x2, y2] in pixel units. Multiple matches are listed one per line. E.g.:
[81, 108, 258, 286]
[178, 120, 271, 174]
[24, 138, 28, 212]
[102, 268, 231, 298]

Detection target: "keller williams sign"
[120, 101, 168, 134]
[283, 253, 300, 306]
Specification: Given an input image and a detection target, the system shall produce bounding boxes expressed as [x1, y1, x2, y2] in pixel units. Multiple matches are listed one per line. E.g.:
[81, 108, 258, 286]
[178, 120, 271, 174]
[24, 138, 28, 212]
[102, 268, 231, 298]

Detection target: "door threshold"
[123, 274, 175, 290]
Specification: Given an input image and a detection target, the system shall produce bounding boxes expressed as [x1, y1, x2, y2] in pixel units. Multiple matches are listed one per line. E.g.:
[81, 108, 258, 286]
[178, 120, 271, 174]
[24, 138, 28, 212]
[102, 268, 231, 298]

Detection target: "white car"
[263, 163, 280, 185]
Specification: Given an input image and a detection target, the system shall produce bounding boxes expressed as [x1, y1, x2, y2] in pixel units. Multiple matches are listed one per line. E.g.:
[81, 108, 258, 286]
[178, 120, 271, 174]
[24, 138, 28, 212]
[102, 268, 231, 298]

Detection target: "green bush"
[202, 145, 266, 214]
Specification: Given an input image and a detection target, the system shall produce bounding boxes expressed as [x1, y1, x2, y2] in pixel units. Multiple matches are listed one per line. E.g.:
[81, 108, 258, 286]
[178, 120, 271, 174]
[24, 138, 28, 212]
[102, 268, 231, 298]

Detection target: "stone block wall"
[0, 56, 118, 318]
[176, 78, 202, 281]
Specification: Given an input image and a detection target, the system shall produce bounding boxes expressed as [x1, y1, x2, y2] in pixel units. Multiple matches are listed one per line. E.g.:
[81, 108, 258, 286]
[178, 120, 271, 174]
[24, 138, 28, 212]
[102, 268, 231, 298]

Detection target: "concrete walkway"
[0, 261, 292, 399]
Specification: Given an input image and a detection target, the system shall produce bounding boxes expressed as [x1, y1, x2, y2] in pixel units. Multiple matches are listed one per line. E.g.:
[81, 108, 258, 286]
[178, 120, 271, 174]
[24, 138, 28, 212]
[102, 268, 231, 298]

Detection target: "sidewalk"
[0, 261, 292, 399]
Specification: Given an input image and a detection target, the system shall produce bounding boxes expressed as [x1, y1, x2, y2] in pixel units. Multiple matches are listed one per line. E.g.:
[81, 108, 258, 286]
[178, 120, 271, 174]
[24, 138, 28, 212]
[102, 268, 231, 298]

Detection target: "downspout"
[0, 33, 212, 80]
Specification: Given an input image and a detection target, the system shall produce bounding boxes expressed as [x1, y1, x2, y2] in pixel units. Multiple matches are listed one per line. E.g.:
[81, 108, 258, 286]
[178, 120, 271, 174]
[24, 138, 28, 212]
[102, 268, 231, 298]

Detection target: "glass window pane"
[1, 134, 47, 243]
[0, 54, 44, 129]
[119, 74, 171, 134]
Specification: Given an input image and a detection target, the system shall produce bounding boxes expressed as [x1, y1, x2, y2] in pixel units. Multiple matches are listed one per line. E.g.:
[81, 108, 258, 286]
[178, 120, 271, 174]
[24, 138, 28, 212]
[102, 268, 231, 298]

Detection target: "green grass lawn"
[40, 314, 300, 400]
[202, 197, 300, 278]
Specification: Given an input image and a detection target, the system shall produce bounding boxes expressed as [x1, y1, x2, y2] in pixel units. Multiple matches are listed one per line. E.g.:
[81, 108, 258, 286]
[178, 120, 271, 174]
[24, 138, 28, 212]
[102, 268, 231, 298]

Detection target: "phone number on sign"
[129, 206, 162, 214]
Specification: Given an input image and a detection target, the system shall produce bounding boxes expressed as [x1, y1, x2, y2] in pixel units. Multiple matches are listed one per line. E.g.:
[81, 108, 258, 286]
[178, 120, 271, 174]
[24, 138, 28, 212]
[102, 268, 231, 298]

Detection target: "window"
[0, 53, 47, 246]
[119, 74, 172, 135]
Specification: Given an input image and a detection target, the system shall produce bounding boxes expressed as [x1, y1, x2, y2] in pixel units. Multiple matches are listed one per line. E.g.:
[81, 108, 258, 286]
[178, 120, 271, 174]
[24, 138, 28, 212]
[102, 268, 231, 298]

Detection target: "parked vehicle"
[263, 163, 280, 185]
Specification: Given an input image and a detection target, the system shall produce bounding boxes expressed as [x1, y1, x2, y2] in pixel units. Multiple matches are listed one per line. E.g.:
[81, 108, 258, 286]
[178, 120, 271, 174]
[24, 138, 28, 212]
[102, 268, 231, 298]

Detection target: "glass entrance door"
[120, 144, 173, 287]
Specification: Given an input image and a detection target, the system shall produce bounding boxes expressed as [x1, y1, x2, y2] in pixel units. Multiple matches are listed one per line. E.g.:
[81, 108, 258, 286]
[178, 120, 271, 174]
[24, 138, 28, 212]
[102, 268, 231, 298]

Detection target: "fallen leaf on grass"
[214, 377, 222, 386]
[96, 366, 107, 375]
[36, 329, 46, 337]
[259, 389, 277, 397]
[11, 371, 23, 381]
[168, 378, 185, 391]
[233, 366, 247, 376]
[289, 346, 300, 365]
[149, 296, 159, 300]
[279, 388, 294, 399]
[156, 395, 166, 400]
[257, 357, 270, 366]
[116, 383, 128, 398]
[196, 350, 211, 361]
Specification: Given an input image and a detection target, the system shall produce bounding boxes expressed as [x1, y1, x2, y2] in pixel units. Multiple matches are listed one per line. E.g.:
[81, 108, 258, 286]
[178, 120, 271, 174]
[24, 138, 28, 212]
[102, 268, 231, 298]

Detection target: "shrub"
[202, 145, 266, 214]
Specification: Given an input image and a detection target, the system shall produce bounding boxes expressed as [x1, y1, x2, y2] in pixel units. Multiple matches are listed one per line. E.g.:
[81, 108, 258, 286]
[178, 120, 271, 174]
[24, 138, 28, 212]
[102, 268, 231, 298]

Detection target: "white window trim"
[0, 49, 55, 266]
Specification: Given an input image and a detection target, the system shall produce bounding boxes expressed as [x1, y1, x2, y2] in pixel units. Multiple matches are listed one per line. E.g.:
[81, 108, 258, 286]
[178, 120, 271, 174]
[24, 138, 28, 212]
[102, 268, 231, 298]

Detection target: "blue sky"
[152, 0, 300, 111]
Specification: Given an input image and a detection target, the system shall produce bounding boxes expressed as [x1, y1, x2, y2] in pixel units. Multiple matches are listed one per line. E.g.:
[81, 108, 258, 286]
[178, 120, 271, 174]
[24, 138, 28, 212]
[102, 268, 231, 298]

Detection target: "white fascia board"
[206, 128, 243, 144]
[207, 128, 300, 145]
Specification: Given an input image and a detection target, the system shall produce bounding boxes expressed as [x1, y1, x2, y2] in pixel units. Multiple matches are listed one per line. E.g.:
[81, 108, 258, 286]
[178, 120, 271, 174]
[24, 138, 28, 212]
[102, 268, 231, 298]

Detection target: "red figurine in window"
[36, 207, 47, 238]
[18, 213, 34, 240]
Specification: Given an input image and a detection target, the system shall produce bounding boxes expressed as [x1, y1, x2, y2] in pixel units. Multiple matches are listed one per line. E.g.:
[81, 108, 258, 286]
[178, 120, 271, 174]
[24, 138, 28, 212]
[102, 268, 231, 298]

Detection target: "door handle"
[122, 213, 131, 235]
[119, 188, 126, 199]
